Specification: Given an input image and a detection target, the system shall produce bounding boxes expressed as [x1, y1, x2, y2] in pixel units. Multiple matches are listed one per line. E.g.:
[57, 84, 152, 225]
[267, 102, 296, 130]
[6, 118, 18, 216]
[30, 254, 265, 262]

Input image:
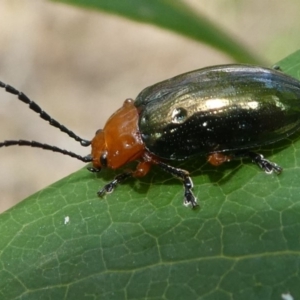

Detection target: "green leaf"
[1, 51, 300, 299]
[51, 0, 262, 64]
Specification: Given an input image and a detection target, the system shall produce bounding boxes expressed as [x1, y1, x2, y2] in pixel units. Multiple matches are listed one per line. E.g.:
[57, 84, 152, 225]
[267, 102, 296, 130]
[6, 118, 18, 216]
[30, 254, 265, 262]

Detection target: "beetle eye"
[100, 151, 108, 167]
[95, 129, 103, 135]
[172, 107, 188, 124]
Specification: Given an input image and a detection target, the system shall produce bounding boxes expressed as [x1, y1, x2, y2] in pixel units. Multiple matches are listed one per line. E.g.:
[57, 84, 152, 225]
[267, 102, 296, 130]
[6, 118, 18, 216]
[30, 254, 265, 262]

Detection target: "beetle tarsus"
[184, 191, 198, 208]
[248, 152, 282, 174]
[183, 176, 198, 208]
[97, 171, 133, 196]
[158, 161, 198, 208]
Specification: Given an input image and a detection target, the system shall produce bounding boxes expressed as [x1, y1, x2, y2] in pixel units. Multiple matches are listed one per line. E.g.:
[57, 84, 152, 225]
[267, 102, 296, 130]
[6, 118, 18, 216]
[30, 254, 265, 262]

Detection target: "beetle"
[1, 64, 300, 208]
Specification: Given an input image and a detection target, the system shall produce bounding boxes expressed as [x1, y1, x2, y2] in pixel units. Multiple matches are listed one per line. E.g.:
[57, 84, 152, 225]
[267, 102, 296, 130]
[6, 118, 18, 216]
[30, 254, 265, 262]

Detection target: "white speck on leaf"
[282, 292, 294, 300]
[64, 216, 70, 225]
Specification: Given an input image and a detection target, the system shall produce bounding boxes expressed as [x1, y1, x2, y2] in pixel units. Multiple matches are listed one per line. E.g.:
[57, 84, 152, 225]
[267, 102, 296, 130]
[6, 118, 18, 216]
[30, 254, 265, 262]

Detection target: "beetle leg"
[157, 161, 198, 208]
[207, 153, 232, 166]
[97, 161, 152, 197]
[97, 171, 133, 196]
[132, 161, 152, 177]
[247, 152, 283, 174]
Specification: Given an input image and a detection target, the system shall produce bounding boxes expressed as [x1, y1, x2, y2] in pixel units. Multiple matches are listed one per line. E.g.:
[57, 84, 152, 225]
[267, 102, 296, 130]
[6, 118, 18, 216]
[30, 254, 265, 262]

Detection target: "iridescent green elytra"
[135, 64, 300, 160]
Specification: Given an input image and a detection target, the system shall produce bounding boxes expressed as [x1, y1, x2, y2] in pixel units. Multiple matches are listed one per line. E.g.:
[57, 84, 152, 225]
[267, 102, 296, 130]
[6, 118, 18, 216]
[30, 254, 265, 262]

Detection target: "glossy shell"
[135, 64, 300, 160]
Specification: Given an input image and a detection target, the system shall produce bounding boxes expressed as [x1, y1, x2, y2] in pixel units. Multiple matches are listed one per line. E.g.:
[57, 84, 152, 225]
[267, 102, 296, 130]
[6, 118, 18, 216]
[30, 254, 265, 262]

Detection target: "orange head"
[91, 99, 145, 170]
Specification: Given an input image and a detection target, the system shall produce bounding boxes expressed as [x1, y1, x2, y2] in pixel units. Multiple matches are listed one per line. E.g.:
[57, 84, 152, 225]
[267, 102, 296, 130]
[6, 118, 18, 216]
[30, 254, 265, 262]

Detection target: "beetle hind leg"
[247, 151, 282, 174]
[157, 161, 198, 208]
[207, 151, 282, 174]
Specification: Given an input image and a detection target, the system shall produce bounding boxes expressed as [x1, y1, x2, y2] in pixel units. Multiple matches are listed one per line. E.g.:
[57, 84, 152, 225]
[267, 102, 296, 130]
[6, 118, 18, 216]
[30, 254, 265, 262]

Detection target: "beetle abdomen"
[135, 65, 300, 160]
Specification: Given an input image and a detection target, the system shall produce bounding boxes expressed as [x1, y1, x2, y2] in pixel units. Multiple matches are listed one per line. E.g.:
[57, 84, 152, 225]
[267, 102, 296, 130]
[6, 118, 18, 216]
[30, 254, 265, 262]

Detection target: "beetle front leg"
[157, 161, 198, 208]
[97, 161, 152, 197]
[97, 171, 133, 196]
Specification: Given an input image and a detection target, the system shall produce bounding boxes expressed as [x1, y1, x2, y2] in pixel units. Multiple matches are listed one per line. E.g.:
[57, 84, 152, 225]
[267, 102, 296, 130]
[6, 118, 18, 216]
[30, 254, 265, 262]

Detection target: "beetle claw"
[183, 191, 198, 208]
[248, 152, 283, 174]
[98, 184, 114, 196]
[98, 180, 119, 196]
[260, 160, 282, 174]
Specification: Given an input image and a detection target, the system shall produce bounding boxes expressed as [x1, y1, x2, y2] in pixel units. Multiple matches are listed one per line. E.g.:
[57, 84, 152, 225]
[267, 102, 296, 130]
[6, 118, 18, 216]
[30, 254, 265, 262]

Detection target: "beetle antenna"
[0, 140, 93, 163]
[0, 81, 91, 147]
